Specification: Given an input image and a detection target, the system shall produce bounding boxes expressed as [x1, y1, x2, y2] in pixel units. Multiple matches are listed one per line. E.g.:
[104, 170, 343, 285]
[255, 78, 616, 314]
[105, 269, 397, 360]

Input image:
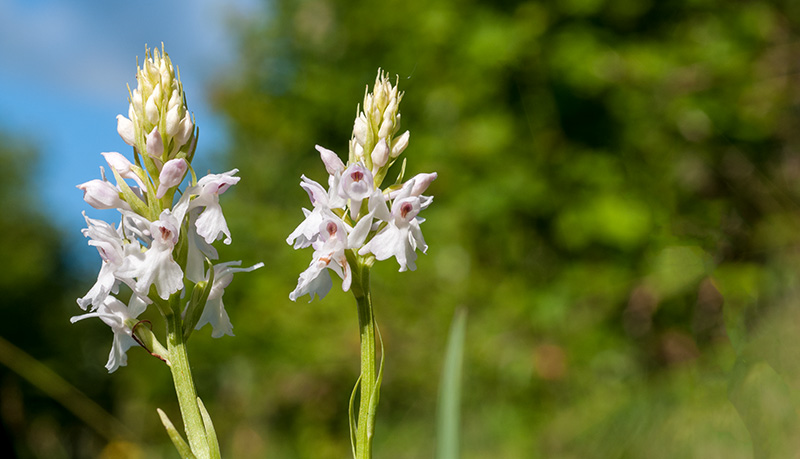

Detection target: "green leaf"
[348, 375, 361, 459]
[436, 308, 467, 459]
[157, 408, 197, 459]
[366, 322, 385, 435]
[197, 397, 222, 459]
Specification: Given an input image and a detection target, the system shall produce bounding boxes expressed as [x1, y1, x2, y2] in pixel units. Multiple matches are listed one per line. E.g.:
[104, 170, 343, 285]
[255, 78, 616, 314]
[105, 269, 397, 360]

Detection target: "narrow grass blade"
[436, 308, 467, 459]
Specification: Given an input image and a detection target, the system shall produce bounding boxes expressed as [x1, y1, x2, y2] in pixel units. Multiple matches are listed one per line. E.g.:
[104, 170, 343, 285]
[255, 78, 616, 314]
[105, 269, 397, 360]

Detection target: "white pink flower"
[77, 179, 130, 210]
[71, 295, 147, 373]
[290, 218, 352, 302]
[117, 210, 183, 300]
[187, 170, 240, 244]
[359, 180, 428, 272]
[195, 261, 264, 337]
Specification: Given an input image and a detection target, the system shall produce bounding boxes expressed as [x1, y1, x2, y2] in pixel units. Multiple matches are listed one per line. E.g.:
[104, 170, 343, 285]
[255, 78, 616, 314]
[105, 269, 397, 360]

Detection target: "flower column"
[287, 70, 437, 458]
[74, 45, 261, 459]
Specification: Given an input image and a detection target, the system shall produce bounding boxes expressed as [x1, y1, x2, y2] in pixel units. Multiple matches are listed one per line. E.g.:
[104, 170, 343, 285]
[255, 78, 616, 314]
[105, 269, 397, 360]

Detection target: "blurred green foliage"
[208, 0, 800, 456]
[5, 0, 800, 457]
[0, 134, 126, 458]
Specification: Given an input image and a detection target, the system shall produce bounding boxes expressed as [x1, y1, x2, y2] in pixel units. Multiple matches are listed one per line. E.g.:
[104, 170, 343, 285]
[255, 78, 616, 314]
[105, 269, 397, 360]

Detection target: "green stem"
[353, 261, 377, 459]
[165, 301, 210, 459]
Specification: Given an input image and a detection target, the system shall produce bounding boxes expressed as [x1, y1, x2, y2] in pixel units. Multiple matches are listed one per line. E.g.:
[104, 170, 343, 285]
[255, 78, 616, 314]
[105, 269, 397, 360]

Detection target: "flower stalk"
[288, 70, 434, 458]
[165, 300, 210, 459]
[352, 259, 378, 459]
[73, 44, 260, 458]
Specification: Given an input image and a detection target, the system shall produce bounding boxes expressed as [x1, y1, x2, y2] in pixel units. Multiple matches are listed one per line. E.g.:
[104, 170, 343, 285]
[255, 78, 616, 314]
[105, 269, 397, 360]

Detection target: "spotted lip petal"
[289, 217, 352, 301]
[115, 210, 184, 301]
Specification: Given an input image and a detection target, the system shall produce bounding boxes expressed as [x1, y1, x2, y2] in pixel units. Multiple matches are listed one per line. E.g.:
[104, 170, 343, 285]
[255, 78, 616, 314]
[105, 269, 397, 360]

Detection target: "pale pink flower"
[71, 295, 147, 373]
[195, 261, 264, 337]
[77, 179, 130, 210]
[187, 170, 241, 244]
[117, 210, 183, 300]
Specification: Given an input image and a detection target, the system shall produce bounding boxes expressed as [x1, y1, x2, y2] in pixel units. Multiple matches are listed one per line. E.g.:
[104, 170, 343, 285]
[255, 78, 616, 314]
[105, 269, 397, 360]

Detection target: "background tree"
[211, 0, 800, 457]
[4, 0, 800, 457]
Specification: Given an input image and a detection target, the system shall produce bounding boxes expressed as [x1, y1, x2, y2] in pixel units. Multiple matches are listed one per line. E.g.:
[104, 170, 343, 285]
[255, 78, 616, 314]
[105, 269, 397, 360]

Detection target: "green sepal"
[157, 408, 197, 459]
[135, 149, 162, 220]
[375, 157, 408, 199]
[130, 319, 171, 365]
[150, 289, 172, 318]
[197, 397, 221, 459]
[185, 124, 199, 164]
[109, 166, 149, 217]
[182, 258, 215, 341]
[393, 157, 407, 186]
[140, 151, 161, 192]
[187, 162, 198, 187]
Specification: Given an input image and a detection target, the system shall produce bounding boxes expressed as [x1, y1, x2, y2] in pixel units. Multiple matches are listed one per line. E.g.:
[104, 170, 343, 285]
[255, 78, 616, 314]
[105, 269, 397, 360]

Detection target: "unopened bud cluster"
[74, 45, 261, 372]
[117, 46, 196, 164]
[288, 70, 436, 301]
[349, 71, 410, 187]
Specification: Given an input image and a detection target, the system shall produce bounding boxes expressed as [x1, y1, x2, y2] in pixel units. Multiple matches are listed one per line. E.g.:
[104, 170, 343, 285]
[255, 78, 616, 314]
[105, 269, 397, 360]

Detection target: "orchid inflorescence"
[287, 70, 437, 302]
[74, 45, 261, 373]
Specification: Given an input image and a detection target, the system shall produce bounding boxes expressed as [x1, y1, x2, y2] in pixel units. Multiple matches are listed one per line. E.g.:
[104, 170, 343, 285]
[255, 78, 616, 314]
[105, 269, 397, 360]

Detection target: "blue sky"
[0, 0, 261, 267]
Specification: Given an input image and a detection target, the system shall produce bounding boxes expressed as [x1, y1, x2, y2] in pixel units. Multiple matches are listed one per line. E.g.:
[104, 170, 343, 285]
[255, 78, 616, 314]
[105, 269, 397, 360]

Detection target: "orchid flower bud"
[160, 62, 172, 91]
[352, 141, 364, 164]
[175, 113, 194, 147]
[316, 145, 345, 176]
[151, 83, 163, 108]
[116, 115, 135, 146]
[384, 98, 397, 121]
[77, 179, 129, 210]
[353, 114, 369, 146]
[374, 80, 388, 111]
[165, 104, 181, 137]
[408, 172, 437, 196]
[364, 93, 374, 117]
[101, 152, 146, 189]
[145, 59, 158, 82]
[101, 152, 133, 175]
[145, 93, 159, 124]
[167, 89, 181, 110]
[390, 131, 409, 158]
[378, 117, 393, 139]
[146, 127, 164, 158]
[370, 138, 389, 171]
[131, 90, 143, 115]
[156, 158, 188, 198]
